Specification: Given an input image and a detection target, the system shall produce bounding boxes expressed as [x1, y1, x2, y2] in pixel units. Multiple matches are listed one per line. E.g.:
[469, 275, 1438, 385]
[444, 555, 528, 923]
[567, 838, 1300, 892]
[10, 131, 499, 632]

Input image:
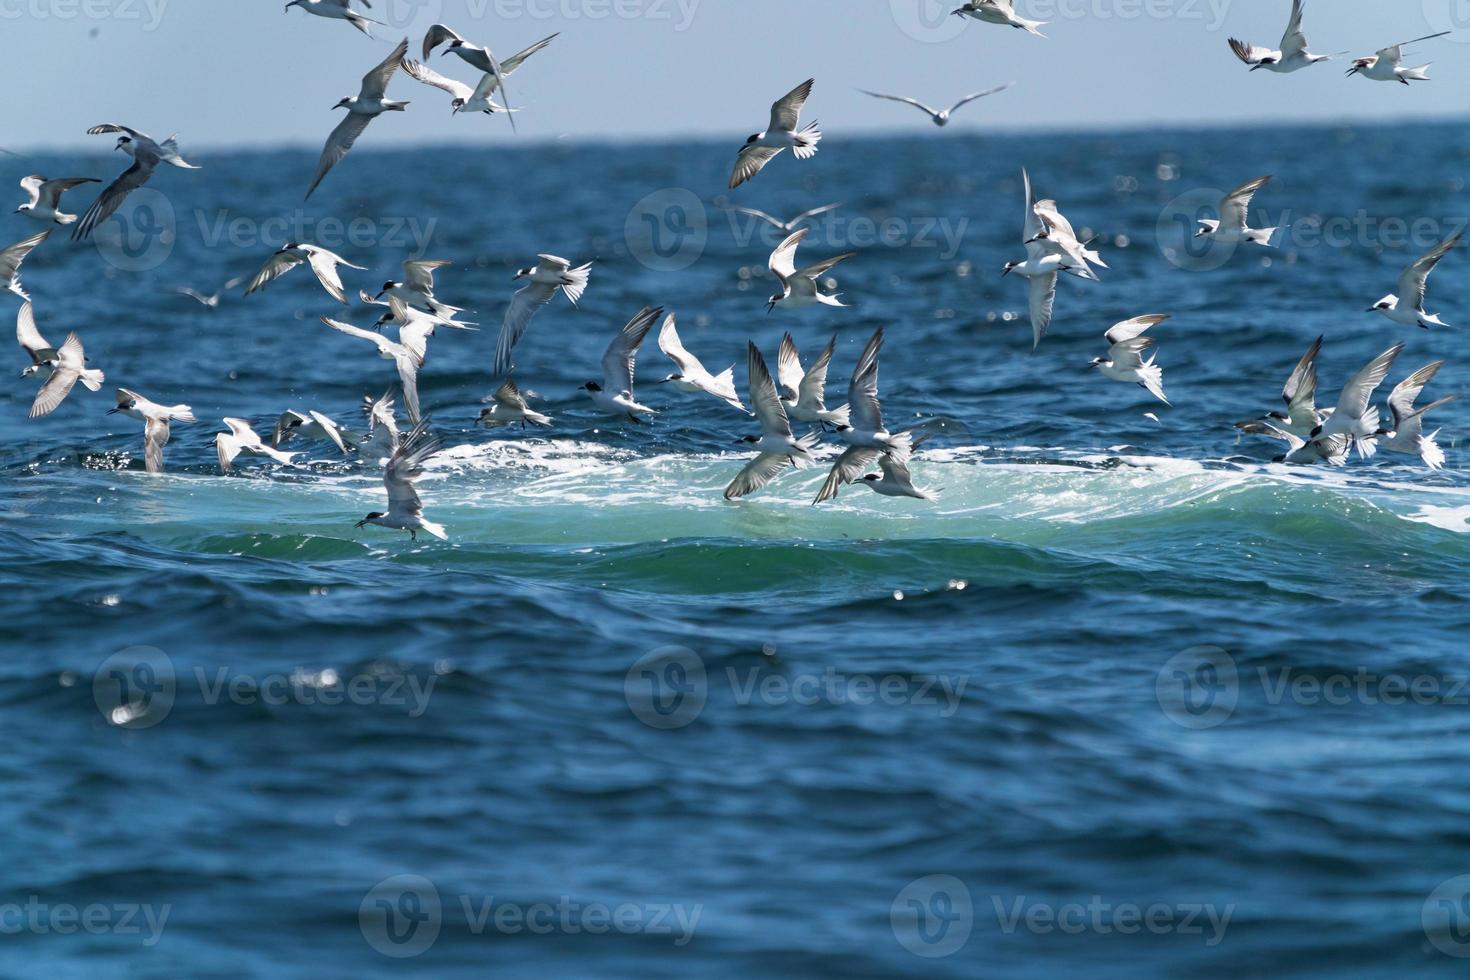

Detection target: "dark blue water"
[5, 121, 1470, 976]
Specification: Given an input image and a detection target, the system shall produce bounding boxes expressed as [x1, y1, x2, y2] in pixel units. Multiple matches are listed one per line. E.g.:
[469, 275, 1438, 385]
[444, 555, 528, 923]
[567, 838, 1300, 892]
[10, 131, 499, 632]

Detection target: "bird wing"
[657, 313, 703, 377]
[16, 301, 51, 358]
[306, 111, 374, 200]
[1236, 419, 1305, 451]
[1378, 31, 1451, 65]
[1333, 343, 1402, 418]
[800, 335, 838, 412]
[725, 453, 792, 501]
[400, 57, 472, 100]
[858, 90, 938, 119]
[768, 228, 806, 280]
[1032, 199, 1080, 243]
[776, 332, 804, 399]
[86, 123, 146, 140]
[395, 352, 422, 424]
[1228, 38, 1273, 65]
[321, 314, 391, 352]
[814, 446, 882, 504]
[245, 248, 306, 296]
[402, 258, 450, 292]
[1104, 313, 1168, 346]
[769, 78, 814, 132]
[73, 152, 160, 243]
[795, 249, 855, 281]
[361, 37, 408, 99]
[0, 229, 50, 297]
[309, 410, 351, 453]
[790, 201, 843, 225]
[143, 417, 169, 473]
[948, 83, 1014, 114]
[1021, 167, 1043, 243]
[1278, 0, 1308, 57]
[491, 279, 558, 376]
[878, 451, 916, 483]
[493, 379, 531, 411]
[500, 32, 558, 73]
[385, 421, 440, 514]
[29, 332, 83, 417]
[601, 306, 661, 393]
[1108, 336, 1155, 371]
[848, 362, 883, 433]
[1386, 360, 1444, 430]
[306, 248, 356, 304]
[1398, 232, 1460, 307]
[33, 176, 98, 208]
[748, 341, 794, 438]
[1028, 272, 1057, 348]
[1220, 175, 1271, 232]
[729, 145, 783, 189]
[271, 411, 303, 447]
[19, 175, 45, 207]
[1281, 334, 1323, 406]
[722, 204, 782, 229]
[422, 23, 464, 59]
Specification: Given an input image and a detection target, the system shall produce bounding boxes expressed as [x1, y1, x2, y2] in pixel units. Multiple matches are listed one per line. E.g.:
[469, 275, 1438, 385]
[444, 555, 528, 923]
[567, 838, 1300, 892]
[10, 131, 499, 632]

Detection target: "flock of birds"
[2, 1, 1463, 540]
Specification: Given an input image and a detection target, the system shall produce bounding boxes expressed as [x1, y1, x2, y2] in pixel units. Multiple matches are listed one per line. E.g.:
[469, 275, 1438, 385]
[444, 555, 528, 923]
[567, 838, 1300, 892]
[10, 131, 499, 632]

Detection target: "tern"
[173, 276, 247, 309]
[400, 58, 513, 116]
[421, 25, 545, 132]
[306, 38, 410, 200]
[21, 313, 104, 418]
[1025, 186, 1107, 273]
[581, 306, 662, 421]
[1089, 314, 1171, 405]
[1312, 343, 1403, 458]
[361, 389, 400, 458]
[73, 125, 199, 242]
[322, 315, 425, 425]
[285, 0, 380, 36]
[857, 446, 935, 500]
[730, 79, 821, 189]
[15, 176, 99, 225]
[766, 228, 854, 312]
[492, 254, 592, 376]
[375, 258, 466, 321]
[1236, 420, 1350, 466]
[478, 379, 552, 428]
[950, 0, 1046, 37]
[1003, 169, 1094, 348]
[815, 327, 912, 504]
[1347, 32, 1450, 83]
[1229, 0, 1337, 73]
[777, 333, 850, 430]
[725, 341, 820, 500]
[108, 388, 195, 474]
[655, 312, 747, 413]
[719, 201, 842, 235]
[1, 229, 49, 301]
[1367, 232, 1460, 329]
[1376, 361, 1456, 470]
[246, 243, 366, 305]
[1237, 334, 1326, 438]
[1195, 175, 1277, 247]
[272, 409, 355, 453]
[217, 418, 299, 473]
[356, 420, 447, 541]
[857, 83, 1013, 126]
[17, 302, 56, 379]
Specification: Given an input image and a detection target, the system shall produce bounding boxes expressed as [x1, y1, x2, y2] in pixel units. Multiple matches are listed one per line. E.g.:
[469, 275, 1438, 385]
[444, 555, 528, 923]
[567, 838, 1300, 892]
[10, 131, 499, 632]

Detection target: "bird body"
[766, 228, 853, 312]
[1228, 0, 1335, 73]
[109, 388, 195, 474]
[16, 176, 99, 225]
[492, 254, 592, 376]
[582, 307, 662, 420]
[951, 0, 1046, 36]
[656, 313, 746, 413]
[356, 420, 447, 541]
[1368, 233, 1459, 329]
[725, 341, 820, 500]
[1090, 314, 1170, 405]
[217, 418, 298, 472]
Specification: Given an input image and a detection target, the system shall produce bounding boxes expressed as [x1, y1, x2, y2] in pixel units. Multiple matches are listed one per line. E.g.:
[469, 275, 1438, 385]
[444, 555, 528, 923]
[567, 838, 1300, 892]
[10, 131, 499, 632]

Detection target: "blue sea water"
[4, 120, 1470, 977]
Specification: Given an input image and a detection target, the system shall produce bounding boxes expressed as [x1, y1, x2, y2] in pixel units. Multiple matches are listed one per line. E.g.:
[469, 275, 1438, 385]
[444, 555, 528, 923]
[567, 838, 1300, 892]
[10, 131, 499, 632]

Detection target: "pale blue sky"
[2, 0, 1467, 151]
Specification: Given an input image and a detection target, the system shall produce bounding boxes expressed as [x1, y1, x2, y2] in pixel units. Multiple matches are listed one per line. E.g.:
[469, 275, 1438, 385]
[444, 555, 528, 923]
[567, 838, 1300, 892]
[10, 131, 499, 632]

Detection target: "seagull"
[1, 229, 49, 301]
[321, 315, 425, 424]
[285, 0, 380, 35]
[15, 176, 99, 225]
[730, 79, 821, 189]
[1002, 170, 1093, 348]
[361, 389, 400, 458]
[1089, 314, 1171, 405]
[1236, 420, 1351, 466]
[766, 228, 854, 312]
[216, 418, 299, 473]
[1236, 334, 1326, 437]
[478, 379, 552, 428]
[950, 0, 1046, 37]
[400, 58, 514, 116]
[581, 306, 662, 421]
[1367, 232, 1460, 329]
[108, 388, 195, 474]
[1377, 361, 1456, 469]
[857, 436, 935, 500]
[173, 275, 247, 309]
[306, 38, 410, 200]
[1229, 0, 1337, 73]
[1195, 175, 1277, 246]
[857, 83, 1013, 127]
[245, 243, 365, 305]
[272, 409, 355, 453]
[356, 419, 447, 541]
[815, 327, 912, 505]
[375, 258, 466, 321]
[491, 254, 592, 376]
[1312, 343, 1403, 458]
[655, 312, 747, 413]
[777, 333, 850, 430]
[25, 321, 104, 418]
[73, 125, 199, 242]
[718, 201, 842, 235]
[1347, 32, 1450, 83]
[725, 341, 820, 500]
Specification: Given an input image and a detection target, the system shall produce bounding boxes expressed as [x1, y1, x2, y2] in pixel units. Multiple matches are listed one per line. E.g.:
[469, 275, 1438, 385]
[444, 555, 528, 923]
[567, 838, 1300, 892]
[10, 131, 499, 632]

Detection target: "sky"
[2, 0, 1468, 151]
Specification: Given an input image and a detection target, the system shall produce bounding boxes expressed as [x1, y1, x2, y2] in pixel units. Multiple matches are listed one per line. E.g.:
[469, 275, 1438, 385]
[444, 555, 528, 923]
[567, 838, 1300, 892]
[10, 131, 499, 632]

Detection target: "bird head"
[333, 97, 352, 110]
[446, 39, 465, 52]
[582, 381, 602, 393]
[744, 134, 760, 147]
[355, 512, 384, 528]
[860, 474, 881, 483]
[766, 293, 782, 313]
[659, 373, 683, 384]
[1367, 295, 1396, 312]
[833, 424, 853, 434]
[1088, 357, 1106, 370]
[114, 136, 133, 154]
[451, 98, 466, 115]
[1249, 57, 1277, 71]
[514, 267, 533, 280]
[1193, 219, 1219, 239]
[1346, 59, 1371, 76]
[107, 395, 134, 415]
[377, 280, 400, 299]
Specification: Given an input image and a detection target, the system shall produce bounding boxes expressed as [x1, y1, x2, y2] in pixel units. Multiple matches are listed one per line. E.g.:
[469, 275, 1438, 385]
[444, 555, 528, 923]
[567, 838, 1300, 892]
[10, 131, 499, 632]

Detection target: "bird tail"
[825, 404, 851, 428]
[1403, 64, 1433, 81]
[560, 263, 593, 306]
[419, 520, 448, 541]
[792, 430, 822, 466]
[1019, 19, 1047, 37]
[1248, 227, 1278, 246]
[886, 431, 914, 464]
[80, 367, 104, 392]
[1421, 429, 1446, 470]
[525, 409, 554, 426]
[794, 121, 822, 158]
[1139, 359, 1170, 406]
[167, 405, 196, 423]
[55, 213, 78, 226]
[265, 448, 299, 466]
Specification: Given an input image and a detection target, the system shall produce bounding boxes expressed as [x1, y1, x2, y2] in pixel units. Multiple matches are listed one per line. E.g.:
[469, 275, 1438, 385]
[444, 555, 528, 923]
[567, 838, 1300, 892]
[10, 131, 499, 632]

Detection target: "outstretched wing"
[601, 306, 661, 393]
[400, 58, 472, 100]
[305, 112, 374, 200]
[769, 78, 814, 132]
[361, 37, 408, 99]
[1398, 232, 1460, 307]
[1219, 175, 1271, 233]
[245, 249, 306, 296]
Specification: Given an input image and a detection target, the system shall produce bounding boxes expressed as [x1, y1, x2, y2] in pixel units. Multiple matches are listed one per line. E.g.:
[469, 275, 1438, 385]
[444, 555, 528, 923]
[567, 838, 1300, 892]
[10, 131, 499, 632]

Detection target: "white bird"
[581, 306, 662, 421]
[1, 229, 49, 301]
[1195, 175, 1277, 246]
[1089, 314, 1171, 405]
[173, 275, 247, 309]
[950, 0, 1046, 37]
[718, 201, 842, 235]
[1027, 194, 1107, 273]
[1236, 420, 1351, 466]
[1312, 343, 1403, 458]
[816, 327, 912, 504]
[1237, 334, 1326, 438]
[15, 176, 99, 225]
[285, 0, 380, 37]
[399, 58, 513, 116]
[777, 332, 850, 430]
[1347, 31, 1450, 83]
[361, 389, 400, 458]
[655, 313, 746, 413]
[422, 24, 554, 132]
[73, 125, 199, 242]
[857, 83, 1013, 126]
[16, 302, 56, 379]
[1002, 169, 1094, 348]
[492, 254, 592, 376]
[272, 409, 355, 453]
[766, 228, 854, 312]
[1229, 0, 1337, 73]
[108, 388, 195, 474]
[1376, 361, 1456, 470]
[478, 379, 552, 428]
[1367, 232, 1460, 329]
[356, 420, 447, 541]
[306, 38, 410, 200]
[375, 258, 466, 321]
[25, 319, 104, 419]
[216, 418, 299, 473]
[246, 243, 366, 305]
[321, 315, 425, 425]
[725, 341, 820, 500]
[858, 436, 936, 500]
[730, 78, 821, 189]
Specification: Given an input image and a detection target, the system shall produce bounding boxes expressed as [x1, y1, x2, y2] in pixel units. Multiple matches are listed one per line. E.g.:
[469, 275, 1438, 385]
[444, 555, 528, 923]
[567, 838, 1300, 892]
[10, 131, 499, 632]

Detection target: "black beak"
[354, 519, 367, 528]
[1001, 267, 1012, 278]
[1365, 307, 1377, 312]
[105, 407, 119, 415]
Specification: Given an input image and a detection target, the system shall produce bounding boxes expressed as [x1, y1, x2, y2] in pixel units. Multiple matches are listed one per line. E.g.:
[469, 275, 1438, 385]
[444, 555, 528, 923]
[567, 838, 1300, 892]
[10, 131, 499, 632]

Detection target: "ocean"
[4, 120, 1470, 977]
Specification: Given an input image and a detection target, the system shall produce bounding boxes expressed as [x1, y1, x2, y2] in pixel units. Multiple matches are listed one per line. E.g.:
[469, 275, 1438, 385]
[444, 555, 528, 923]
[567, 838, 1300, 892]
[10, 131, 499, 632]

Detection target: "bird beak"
[1001, 267, 1012, 277]
[1365, 306, 1377, 312]
[765, 300, 776, 314]
[354, 519, 367, 528]
[105, 407, 119, 415]
[1249, 64, 1264, 72]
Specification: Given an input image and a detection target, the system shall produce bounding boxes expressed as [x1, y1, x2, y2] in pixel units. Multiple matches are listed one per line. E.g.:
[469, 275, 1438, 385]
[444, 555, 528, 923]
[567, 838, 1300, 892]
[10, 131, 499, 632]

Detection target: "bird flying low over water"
[478, 379, 552, 429]
[1195, 175, 1277, 247]
[1366, 232, 1460, 330]
[1228, 0, 1338, 74]
[719, 202, 842, 235]
[1090, 314, 1171, 406]
[815, 327, 912, 505]
[1376, 361, 1456, 470]
[321, 314, 425, 425]
[766, 228, 854, 313]
[950, 0, 1046, 37]
[778, 333, 849, 431]
[1347, 31, 1451, 83]
[400, 58, 513, 116]
[1003, 169, 1097, 349]
[216, 418, 298, 473]
[17, 304, 104, 418]
[725, 341, 820, 501]
[1236, 335, 1326, 439]
[1236, 420, 1350, 466]
[857, 83, 1013, 127]
[285, 0, 380, 36]
[306, 38, 410, 199]
[246, 243, 366, 305]
[1, 229, 49, 302]
[582, 307, 661, 421]
[73, 125, 199, 242]
[492, 254, 592, 377]
[1311, 343, 1403, 459]
[356, 420, 447, 541]
[655, 313, 747, 413]
[15, 176, 99, 226]
[730, 79, 821, 189]
[272, 409, 355, 454]
[108, 388, 195, 474]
